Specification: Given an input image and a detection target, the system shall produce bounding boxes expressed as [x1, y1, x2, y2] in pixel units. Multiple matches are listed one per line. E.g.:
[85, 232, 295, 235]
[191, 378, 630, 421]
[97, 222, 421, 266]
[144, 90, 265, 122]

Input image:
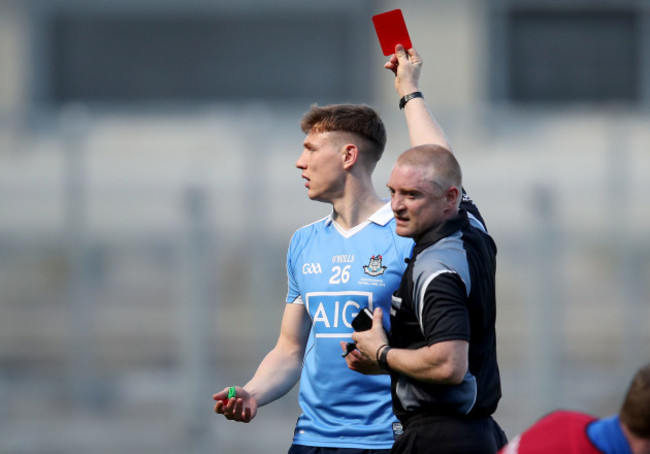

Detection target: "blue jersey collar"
[324, 201, 393, 227]
[587, 415, 632, 454]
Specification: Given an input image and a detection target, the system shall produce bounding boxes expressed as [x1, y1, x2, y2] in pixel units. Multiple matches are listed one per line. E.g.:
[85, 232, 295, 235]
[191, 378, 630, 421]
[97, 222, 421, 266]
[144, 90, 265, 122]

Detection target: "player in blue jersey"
[213, 44, 450, 453]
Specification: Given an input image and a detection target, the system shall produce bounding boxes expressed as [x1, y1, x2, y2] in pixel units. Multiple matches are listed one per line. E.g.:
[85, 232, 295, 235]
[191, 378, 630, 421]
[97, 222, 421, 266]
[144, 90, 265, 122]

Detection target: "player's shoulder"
[517, 410, 597, 443]
[289, 215, 330, 246]
[499, 410, 598, 454]
[535, 410, 596, 426]
[294, 214, 330, 233]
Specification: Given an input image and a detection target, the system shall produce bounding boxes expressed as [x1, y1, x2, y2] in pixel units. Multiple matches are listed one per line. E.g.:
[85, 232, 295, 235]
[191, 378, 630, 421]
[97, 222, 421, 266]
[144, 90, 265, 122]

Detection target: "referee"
[348, 142, 507, 453]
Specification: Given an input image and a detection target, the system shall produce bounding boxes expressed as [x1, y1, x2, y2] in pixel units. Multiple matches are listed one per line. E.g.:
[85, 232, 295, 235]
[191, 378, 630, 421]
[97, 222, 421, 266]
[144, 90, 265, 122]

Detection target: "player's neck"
[331, 186, 385, 230]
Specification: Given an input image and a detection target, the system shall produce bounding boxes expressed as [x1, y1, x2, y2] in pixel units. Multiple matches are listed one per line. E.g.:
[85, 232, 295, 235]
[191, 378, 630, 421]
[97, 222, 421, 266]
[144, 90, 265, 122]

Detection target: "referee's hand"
[351, 308, 390, 367]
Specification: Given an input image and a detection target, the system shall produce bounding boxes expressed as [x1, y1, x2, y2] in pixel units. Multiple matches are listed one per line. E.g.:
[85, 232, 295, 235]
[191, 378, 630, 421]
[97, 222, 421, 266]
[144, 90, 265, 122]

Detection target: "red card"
[372, 9, 412, 56]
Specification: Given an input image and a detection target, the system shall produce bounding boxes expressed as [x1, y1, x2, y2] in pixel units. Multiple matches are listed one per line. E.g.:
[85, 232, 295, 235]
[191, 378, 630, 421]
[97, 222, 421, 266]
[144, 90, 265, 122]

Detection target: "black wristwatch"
[378, 345, 392, 371]
[399, 91, 423, 109]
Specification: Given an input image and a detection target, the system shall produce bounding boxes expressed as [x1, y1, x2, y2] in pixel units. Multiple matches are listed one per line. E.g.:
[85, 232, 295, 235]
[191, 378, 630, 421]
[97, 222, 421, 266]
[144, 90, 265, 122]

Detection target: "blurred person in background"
[212, 44, 451, 454]
[498, 362, 650, 454]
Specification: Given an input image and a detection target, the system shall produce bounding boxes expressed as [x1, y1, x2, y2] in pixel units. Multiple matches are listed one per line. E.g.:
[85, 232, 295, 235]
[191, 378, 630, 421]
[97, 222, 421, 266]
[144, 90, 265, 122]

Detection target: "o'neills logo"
[363, 255, 387, 276]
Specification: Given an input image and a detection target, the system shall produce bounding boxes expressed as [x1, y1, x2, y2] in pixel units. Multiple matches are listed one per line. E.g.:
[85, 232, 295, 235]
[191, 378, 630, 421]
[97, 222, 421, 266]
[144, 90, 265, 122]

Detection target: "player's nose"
[295, 151, 307, 169]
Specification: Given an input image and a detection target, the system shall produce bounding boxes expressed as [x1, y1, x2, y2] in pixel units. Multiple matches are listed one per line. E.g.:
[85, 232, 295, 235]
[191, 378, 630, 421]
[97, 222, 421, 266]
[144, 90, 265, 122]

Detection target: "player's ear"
[342, 144, 359, 170]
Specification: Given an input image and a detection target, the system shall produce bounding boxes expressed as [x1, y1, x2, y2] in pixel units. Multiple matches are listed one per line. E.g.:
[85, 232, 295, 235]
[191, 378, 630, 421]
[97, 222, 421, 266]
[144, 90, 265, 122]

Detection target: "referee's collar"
[324, 201, 393, 227]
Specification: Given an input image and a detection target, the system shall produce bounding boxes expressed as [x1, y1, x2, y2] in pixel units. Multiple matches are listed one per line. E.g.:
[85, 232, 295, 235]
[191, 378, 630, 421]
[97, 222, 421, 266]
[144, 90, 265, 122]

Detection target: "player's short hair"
[300, 104, 387, 165]
[620, 362, 650, 438]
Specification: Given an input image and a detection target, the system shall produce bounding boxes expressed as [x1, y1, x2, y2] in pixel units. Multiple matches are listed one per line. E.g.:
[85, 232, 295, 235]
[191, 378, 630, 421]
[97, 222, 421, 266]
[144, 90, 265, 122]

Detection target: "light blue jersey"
[286, 202, 413, 449]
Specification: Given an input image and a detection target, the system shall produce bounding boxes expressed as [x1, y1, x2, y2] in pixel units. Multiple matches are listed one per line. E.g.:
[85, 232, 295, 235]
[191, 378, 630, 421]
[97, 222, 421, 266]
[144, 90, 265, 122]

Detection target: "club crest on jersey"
[363, 255, 387, 276]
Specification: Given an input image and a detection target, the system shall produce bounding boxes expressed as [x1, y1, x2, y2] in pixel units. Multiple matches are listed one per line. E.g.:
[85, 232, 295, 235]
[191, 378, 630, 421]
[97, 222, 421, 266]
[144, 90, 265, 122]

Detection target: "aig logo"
[302, 263, 322, 274]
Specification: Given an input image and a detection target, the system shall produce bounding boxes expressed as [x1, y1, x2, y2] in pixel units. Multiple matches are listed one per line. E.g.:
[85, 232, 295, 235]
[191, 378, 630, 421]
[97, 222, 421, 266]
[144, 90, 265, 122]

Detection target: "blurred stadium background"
[0, 0, 649, 453]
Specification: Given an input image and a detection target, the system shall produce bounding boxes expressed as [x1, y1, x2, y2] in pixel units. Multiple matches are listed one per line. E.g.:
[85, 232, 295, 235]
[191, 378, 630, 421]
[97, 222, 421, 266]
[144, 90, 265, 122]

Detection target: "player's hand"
[340, 341, 384, 375]
[384, 44, 422, 97]
[213, 386, 258, 423]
